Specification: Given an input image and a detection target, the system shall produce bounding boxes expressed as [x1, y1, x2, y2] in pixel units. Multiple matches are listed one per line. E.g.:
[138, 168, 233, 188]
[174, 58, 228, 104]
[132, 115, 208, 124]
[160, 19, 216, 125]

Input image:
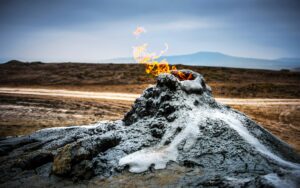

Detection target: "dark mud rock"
[0, 136, 38, 156]
[149, 122, 167, 139]
[157, 73, 179, 90]
[52, 144, 72, 175]
[71, 160, 94, 180]
[52, 133, 121, 179]
[0, 70, 300, 187]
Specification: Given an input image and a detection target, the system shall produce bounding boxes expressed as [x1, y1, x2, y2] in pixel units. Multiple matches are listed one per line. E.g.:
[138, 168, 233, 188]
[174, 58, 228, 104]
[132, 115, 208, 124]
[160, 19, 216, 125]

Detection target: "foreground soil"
[0, 93, 299, 152]
[0, 93, 131, 135]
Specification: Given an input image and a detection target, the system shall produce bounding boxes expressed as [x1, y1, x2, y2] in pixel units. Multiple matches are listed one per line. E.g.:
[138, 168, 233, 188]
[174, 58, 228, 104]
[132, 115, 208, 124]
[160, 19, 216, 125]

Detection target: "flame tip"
[132, 27, 194, 80]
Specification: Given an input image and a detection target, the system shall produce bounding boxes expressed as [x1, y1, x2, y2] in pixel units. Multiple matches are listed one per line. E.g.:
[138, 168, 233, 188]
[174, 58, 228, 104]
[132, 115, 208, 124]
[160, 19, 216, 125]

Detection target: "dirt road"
[0, 87, 140, 101]
[1, 87, 300, 105]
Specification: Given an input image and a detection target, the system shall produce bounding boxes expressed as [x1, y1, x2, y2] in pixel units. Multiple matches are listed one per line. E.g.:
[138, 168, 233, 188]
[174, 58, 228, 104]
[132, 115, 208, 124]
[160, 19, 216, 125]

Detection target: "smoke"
[133, 26, 146, 38]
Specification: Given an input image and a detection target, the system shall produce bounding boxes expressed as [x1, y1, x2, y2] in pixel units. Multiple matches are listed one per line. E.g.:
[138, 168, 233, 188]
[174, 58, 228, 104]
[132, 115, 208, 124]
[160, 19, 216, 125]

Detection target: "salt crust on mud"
[119, 77, 300, 173]
[263, 171, 300, 188]
[179, 76, 204, 93]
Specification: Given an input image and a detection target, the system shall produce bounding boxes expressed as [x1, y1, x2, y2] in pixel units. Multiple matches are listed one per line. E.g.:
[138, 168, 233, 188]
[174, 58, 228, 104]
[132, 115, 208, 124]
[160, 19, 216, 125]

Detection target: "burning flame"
[133, 43, 174, 76]
[132, 27, 194, 80]
[171, 70, 195, 81]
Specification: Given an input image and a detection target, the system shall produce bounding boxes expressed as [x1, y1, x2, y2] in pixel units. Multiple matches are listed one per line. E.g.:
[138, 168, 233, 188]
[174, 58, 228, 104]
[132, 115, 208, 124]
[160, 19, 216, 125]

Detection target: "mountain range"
[2, 51, 300, 70]
[105, 51, 300, 70]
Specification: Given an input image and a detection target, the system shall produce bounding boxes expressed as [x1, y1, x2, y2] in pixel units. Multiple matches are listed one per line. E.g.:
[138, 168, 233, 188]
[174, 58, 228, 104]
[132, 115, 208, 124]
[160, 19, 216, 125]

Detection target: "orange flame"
[133, 43, 175, 76]
[133, 27, 194, 80]
[171, 69, 195, 81]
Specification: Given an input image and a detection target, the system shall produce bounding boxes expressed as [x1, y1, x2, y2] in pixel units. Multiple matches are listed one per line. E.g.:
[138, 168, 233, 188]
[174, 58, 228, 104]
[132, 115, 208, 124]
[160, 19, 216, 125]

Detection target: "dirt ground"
[0, 94, 131, 136]
[231, 104, 300, 152]
[0, 93, 299, 152]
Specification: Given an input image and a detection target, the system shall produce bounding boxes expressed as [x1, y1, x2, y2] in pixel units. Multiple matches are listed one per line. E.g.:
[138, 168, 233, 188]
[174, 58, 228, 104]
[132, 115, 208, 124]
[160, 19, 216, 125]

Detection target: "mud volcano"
[0, 70, 299, 187]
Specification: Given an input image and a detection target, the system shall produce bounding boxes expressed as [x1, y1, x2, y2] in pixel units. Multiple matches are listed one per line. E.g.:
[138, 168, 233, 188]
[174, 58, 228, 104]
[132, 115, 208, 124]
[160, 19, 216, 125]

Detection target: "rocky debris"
[0, 69, 300, 187]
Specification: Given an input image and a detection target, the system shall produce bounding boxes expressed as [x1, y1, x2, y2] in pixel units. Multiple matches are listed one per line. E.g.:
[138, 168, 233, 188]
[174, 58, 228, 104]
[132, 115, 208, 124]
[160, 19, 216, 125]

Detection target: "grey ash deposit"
[0, 70, 299, 187]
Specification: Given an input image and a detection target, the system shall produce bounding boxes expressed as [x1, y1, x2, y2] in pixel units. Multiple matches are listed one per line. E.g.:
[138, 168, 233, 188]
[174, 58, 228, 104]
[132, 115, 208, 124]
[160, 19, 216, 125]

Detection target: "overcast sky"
[0, 0, 299, 62]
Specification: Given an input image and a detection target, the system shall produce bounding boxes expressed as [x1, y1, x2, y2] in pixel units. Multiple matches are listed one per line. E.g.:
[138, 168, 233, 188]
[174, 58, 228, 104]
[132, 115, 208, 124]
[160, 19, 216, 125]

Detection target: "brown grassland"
[1, 61, 299, 98]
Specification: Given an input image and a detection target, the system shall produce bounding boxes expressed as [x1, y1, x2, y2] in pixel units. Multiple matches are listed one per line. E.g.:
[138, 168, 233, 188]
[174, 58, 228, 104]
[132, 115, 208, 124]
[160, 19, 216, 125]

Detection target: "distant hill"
[4, 60, 25, 65]
[107, 51, 300, 70]
[4, 60, 43, 65]
[2, 51, 300, 70]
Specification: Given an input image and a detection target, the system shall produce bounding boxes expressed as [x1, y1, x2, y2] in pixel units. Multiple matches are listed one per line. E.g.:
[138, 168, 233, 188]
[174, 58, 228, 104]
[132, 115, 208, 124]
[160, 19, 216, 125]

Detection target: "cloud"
[0, 0, 299, 60]
[147, 19, 224, 32]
